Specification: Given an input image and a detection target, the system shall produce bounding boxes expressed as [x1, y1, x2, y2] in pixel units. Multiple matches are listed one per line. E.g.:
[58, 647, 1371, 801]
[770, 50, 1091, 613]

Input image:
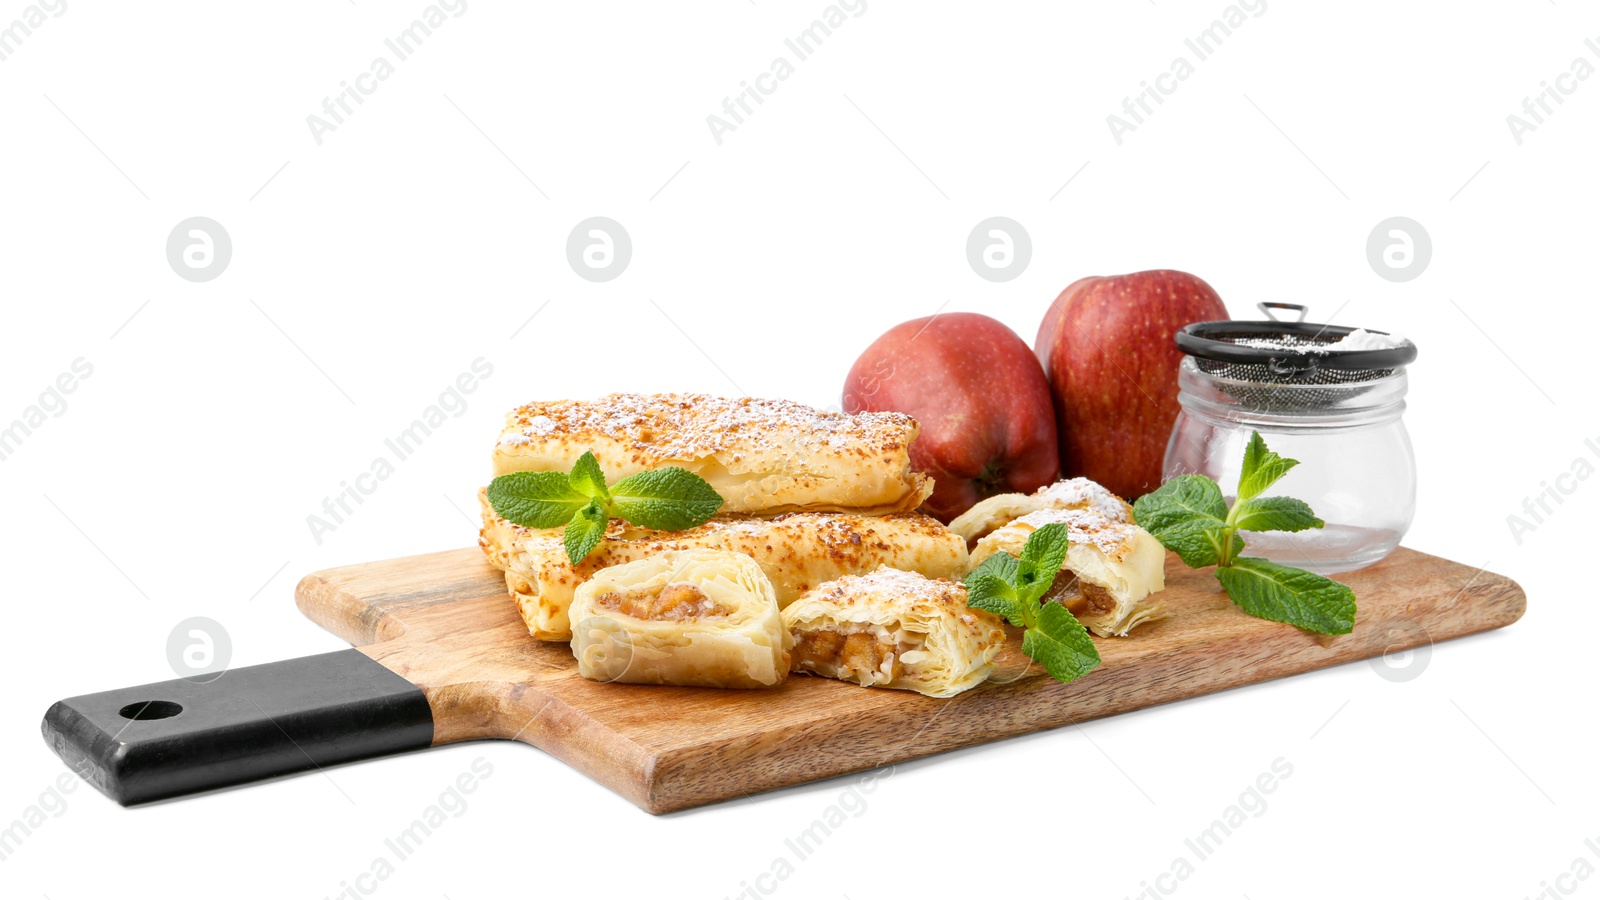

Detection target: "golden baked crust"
[492, 393, 933, 516]
[480, 490, 968, 641]
[783, 567, 1006, 698]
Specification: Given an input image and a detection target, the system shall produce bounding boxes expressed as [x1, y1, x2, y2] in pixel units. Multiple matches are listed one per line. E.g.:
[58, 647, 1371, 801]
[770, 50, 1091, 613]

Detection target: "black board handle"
[41, 649, 435, 805]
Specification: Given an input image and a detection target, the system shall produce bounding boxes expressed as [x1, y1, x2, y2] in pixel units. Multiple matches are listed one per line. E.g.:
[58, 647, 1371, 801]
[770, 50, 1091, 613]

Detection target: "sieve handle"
[1257, 302, 1308, 323]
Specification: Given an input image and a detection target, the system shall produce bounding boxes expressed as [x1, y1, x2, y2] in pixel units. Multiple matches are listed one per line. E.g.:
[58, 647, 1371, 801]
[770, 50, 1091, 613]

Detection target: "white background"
[2, 1, 1595, 898]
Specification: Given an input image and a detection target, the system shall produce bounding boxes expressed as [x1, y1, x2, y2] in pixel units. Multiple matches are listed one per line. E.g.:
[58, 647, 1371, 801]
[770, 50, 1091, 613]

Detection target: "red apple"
[844, 312, 1060, 522]
[1035, 270, 1228, 500]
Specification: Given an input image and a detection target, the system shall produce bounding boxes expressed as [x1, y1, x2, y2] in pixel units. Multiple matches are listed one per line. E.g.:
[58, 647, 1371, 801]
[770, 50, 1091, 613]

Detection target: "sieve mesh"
[1177, 319, 1416, 413]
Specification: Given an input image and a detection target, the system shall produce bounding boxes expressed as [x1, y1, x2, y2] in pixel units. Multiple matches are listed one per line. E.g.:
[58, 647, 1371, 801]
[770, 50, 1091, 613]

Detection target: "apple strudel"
[492, 393, 934, 516]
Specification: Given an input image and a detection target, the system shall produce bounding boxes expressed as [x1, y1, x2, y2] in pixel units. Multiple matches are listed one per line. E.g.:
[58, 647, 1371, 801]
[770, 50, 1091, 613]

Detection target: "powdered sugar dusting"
[1322, 328, 1409, 352]
[1033, 477, 1131, 522]
[1234, 336, 1310, 352]
[1234, 329, 1409, 354]
[853, 566, 959, 598]
[808, 565, 968, 614]
[1012, 507, 1141, 559]
[496, 393, 917, 464]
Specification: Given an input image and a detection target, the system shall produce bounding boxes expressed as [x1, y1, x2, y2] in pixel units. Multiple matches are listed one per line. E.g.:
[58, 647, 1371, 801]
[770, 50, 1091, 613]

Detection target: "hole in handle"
[119, 700, 184, 720]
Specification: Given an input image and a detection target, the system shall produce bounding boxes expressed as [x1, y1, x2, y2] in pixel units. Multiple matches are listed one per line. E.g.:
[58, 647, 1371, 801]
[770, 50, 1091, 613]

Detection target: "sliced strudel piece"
[783, 567, 1006, 698]
[968, 507, 1166, 637]
[568, 550, 791, 689]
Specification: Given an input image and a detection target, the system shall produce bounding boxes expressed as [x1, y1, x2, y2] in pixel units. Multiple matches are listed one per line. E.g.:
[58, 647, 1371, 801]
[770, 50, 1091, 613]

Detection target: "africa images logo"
[705, 0, 868, 145]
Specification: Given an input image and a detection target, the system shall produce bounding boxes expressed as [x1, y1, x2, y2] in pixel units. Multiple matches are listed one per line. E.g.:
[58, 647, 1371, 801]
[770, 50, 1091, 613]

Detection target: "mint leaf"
[1134, 474, 1228, 525]
[568, 450, 610, 500]
[1237, 431, 1300, 502]
[1139, 470, 1222, 518]
[564, 502, 610, 566]
[487, 472, 590, 529]
[1017, 522, 1071, 605]
[968, 550, 1020, 586]
[963, 572, 1026, 627]
[1133, 475, 1235, 568]
[1022, 601, 1102, 683]
[1234, 496, 1324, 534]
[1215, 556, 1356, 635]
[964, 553, 1026, 624]
[608, 467, 724, 532]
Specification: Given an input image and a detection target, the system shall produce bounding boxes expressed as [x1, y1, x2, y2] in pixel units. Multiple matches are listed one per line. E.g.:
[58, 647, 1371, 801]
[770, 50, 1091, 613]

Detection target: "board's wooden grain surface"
[294, 546, 1524, 814]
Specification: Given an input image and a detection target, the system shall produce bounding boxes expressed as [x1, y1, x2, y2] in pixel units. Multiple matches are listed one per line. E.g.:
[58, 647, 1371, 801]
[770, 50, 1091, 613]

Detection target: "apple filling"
[1046, 570, 1118, 617]
[592, 582, 734, 621]
[793, 624, 927, 686]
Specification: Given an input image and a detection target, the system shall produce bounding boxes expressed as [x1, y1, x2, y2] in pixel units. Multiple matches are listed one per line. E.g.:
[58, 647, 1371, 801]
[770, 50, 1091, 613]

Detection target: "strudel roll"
[492, 394, 934, 516]
[783, 567, 1006, 698]
[968, 508, 1166, 637]
[481, 492, 969, 641]
[568, 550, 791, 688]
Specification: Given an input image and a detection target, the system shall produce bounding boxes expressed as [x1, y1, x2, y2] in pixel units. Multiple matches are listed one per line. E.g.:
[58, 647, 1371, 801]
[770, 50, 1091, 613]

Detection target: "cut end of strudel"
[492, 393, 934, 516]
[783, 567, 1006, 698]
[568, 550, 792, 689]
[969, 507, 1166, 638]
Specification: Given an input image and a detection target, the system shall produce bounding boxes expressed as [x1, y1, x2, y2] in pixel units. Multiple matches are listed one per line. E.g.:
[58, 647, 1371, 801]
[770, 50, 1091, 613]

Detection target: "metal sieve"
[1174, 303, 1418, 412]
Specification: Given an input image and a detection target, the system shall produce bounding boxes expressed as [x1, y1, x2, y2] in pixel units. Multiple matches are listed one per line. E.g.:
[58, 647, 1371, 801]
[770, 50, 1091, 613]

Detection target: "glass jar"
[1163, 316, 1418, 574]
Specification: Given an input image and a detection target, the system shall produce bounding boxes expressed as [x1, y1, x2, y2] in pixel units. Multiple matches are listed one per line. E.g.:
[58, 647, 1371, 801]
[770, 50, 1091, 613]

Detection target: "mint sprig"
[487, 451, 725, 565]
[963, 522, 1102, 685]
[1133, 431, 1356, 635]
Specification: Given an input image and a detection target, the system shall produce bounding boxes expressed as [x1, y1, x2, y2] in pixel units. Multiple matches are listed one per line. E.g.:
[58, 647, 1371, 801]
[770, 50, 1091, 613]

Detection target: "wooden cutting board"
[287, 545, 1522, 813]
